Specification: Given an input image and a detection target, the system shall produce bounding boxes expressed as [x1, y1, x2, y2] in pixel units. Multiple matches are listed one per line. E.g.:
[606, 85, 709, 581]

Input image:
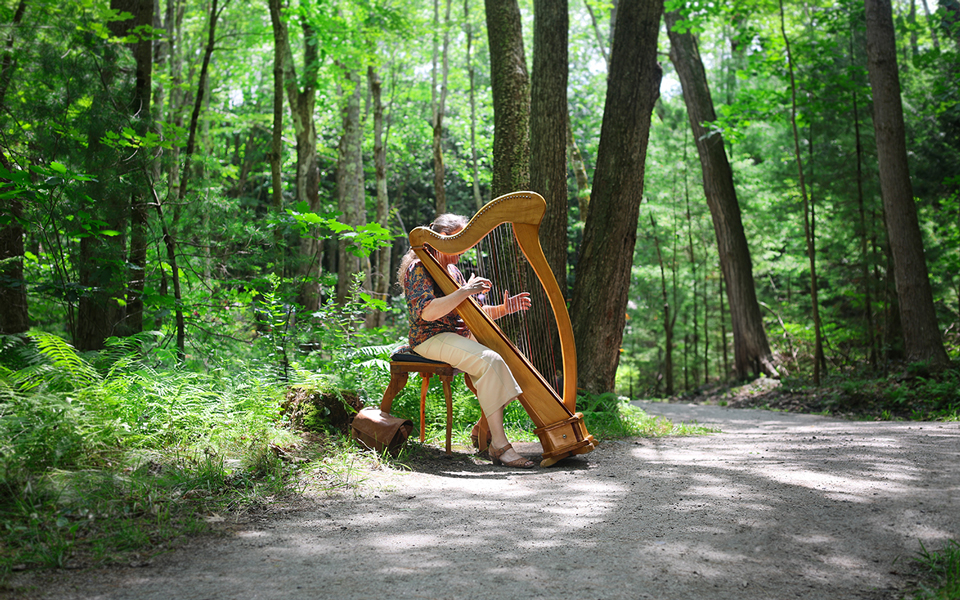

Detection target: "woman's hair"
[397, 213, 469, 289]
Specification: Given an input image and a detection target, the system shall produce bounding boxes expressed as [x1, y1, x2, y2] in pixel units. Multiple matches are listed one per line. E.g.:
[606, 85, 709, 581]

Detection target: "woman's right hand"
[461, 273, 492, 297]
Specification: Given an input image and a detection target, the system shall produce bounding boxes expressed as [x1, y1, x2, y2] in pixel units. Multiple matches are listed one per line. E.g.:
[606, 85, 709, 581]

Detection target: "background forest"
[1, 0, 959, 409]
[1, 0, 959, 576]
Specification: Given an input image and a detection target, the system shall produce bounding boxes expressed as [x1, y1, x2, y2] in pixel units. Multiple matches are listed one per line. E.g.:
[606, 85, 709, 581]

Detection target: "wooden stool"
[380, 353, 463, 455]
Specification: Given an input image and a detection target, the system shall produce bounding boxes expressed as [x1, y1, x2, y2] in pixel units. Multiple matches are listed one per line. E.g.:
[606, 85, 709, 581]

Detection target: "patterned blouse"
[404, 260, 471, 347]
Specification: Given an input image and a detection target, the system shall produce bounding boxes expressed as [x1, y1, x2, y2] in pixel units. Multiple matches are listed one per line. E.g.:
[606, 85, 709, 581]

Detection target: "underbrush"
[0, 330, 704, 583]
[698, 362, 960, 421]
[0, 332, 387, 583]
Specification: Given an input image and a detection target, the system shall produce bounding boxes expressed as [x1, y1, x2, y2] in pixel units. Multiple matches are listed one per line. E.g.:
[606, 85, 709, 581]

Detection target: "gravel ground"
[6, 401, 960, 600]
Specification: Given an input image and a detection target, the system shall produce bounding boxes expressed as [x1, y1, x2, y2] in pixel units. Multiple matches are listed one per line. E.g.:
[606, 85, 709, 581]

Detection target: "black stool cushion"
[390, 350, 449, 366]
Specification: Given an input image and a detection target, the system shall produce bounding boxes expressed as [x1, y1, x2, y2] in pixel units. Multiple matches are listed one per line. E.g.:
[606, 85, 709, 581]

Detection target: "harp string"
[464, 222, 562, 394]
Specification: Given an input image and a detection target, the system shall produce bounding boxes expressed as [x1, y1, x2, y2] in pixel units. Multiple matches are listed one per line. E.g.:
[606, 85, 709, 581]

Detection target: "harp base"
[533, 412, 597, 467]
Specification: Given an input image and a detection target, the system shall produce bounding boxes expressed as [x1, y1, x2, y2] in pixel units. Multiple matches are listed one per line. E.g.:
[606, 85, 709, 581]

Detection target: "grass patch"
[908, 540, 960, 599]
[578, 392, 717, 438]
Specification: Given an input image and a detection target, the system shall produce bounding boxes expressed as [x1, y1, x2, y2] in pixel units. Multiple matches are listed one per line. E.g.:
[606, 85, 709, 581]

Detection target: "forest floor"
[5, 382, 960, 600]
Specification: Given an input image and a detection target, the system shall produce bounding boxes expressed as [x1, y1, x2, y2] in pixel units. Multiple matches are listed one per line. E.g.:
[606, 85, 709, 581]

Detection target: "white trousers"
[414, 332, 522, 416]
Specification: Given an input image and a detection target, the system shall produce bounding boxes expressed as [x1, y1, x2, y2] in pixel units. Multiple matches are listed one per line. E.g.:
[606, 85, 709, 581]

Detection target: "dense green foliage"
[1, 0, 958, 578]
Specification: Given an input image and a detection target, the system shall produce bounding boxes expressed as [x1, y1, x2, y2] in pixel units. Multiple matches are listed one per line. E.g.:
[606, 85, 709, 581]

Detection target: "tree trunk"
[485, 0, 530, 197]
[121, 0, 154, 337]
[851, 34, 878, 368]
[865, 0, 949, 366]
[584, 0, 610, 68]
[0, 0, 27, 110]
[778, 0, 824, 384]
[566, 113, 591, 221]
[269, 0, 284, 249]
[78, 0, 157, 350]
[367, 65, 390, 329]
[0, 190, 28, 335]
[665, 9, 778, 380]
[336, 69, 366, 305]
[530, 0, 569, 297]
[465, 0, 483, 210]
[651, 214, 674, 396]
[0, 3, 29, 335]
[570, 0, 663, 394]
[271, 0, 321, 310]
[432, 0, 452, 215]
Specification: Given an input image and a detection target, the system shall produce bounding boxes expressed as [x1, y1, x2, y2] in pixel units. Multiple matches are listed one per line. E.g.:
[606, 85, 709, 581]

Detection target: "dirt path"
[8, 402, 960, 600]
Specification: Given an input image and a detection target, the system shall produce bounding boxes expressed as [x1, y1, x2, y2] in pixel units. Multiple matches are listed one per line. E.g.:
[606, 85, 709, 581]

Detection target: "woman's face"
[437, 227, 463, 268]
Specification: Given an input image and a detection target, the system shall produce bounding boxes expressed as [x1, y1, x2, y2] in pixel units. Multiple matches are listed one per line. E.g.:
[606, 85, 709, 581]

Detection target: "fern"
[345, 342, 404, 360]
[16, 331, 101, 391]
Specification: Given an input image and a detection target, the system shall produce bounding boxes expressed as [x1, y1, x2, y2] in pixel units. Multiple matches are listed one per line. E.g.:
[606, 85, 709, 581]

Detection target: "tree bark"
[269, 0, 285, 226]
[121, 0, 154, 336]
[270, 0, 321, 310]
[77, 0, 156, 350]
[465, 0, 483, 210]
[366, 65, 390, 328]
[665, 9, 778, 380]
[0, 0, 27, 109]
[336, 69, 366, 305]
[777, 0, 824, 384]
[432, 0, 452, 215]
[530, 0, 569, 298]
[570, 0, 663, 394]
[485, 0, 530, 197]
[650, 214, 675, 396]
[865, 0, 949, 365]
[0, 3, 29, 335]
[0, 173, 28, 335]
[566, 113, 591, 221]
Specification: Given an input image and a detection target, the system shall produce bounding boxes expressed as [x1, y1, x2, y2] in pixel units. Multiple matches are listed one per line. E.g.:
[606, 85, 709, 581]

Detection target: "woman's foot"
[489, 443, 535, 468]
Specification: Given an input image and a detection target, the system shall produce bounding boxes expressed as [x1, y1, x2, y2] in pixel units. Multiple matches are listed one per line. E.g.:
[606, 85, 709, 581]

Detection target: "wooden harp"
[409, 191, 596, 467]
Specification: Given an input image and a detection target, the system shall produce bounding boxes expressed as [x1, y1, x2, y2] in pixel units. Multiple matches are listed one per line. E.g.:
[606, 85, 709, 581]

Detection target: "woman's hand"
[501, 290, 531, 315]
[462, 273, 492, 296]
[421, 273, 491, 321]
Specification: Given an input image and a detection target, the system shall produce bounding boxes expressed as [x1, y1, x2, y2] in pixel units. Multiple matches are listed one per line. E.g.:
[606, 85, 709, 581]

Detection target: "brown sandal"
[489, 443, 535, 468]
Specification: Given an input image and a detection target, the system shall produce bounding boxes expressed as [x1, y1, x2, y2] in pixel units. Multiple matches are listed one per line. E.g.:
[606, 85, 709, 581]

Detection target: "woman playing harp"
[398, 213, 537, 469]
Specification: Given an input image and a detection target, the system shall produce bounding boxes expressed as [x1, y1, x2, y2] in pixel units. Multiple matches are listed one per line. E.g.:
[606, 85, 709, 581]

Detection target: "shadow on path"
[8, 403, 959, 600]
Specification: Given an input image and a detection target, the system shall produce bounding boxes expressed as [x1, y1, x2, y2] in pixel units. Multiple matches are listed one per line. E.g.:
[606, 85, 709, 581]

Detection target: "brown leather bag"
[350, 408, 413, 457]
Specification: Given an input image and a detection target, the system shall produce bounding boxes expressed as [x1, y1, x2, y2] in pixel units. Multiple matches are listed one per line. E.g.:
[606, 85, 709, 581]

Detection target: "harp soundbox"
[409, 191, 596, 467]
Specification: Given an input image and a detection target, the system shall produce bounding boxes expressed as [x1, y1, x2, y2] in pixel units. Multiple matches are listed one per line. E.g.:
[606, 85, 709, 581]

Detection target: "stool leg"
[419, 374, 431, 443]
[440, 375, 453, 455]
[380, 371, 409, 414]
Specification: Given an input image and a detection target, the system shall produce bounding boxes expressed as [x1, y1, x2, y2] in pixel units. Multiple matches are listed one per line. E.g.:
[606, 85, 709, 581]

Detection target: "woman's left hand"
[502, 290, 532, 315]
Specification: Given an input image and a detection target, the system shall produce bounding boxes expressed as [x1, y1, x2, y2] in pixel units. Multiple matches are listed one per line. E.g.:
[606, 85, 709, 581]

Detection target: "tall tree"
[778, 0, 824, 384]
[571, 0, 664, 393]
[464, 0, 483, 210]
[432, 0, 452, 215]
[530, 0, 569, 296]
[864, 0, 949, 365]
[0, 167, 28, 335]
[270, 0, 322, 310]
[0, 1, 28, 335]
[335, 68, 366, 305]
[366, 65, 391, 328]
[268, 0, 285, 229]
[120, 0, 155, 337]
[485, 0, 530, 197]
[665, 9, 778, 380]
[77, 0, 155, 350]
